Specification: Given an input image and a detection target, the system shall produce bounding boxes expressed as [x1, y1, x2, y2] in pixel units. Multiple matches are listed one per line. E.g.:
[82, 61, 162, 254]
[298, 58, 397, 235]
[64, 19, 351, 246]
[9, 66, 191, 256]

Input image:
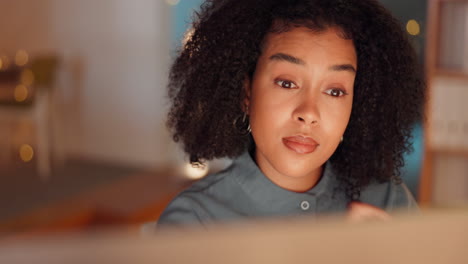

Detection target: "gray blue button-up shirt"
[157, 151, 417, 227]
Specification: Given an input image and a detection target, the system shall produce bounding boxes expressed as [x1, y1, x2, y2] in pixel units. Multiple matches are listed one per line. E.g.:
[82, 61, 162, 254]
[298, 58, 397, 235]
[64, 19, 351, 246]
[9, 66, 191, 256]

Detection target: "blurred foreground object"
[420, 0, 468, 206]
[0, 52, 59, 180]
[0, 208, 468, 263]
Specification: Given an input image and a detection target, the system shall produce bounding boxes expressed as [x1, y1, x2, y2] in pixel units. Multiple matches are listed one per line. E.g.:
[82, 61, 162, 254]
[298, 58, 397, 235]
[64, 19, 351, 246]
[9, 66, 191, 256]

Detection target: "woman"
[157, 0, 425, 227]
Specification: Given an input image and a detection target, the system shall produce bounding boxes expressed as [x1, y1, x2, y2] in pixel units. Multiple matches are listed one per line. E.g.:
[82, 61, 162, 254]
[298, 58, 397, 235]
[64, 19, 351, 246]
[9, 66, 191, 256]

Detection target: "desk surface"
[1, 208, 467, 264]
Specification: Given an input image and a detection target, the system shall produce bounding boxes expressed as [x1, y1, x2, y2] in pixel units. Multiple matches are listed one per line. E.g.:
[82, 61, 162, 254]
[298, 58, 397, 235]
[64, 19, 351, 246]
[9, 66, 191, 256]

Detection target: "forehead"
[260, 27, 357, 65]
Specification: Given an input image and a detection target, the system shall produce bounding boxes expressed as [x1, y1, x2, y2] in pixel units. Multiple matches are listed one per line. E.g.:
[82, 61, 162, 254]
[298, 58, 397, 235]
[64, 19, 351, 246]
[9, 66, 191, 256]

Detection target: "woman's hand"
[346, 201, 391, 222]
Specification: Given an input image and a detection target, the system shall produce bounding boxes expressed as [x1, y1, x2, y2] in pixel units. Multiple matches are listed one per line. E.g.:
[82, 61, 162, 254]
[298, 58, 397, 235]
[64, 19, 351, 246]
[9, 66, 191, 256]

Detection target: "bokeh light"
[15, 50, 29, 66]
[184, 162, 209, 180]
[19, 144, 34, 162]
[406, 19, 420, 36]
[0, 55, 11, 70]
[14, 84, 29, 102]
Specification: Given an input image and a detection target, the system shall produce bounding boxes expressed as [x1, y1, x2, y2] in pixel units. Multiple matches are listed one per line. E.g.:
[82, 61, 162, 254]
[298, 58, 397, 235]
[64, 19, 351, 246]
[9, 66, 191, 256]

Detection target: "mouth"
[282, 135, 319, 154]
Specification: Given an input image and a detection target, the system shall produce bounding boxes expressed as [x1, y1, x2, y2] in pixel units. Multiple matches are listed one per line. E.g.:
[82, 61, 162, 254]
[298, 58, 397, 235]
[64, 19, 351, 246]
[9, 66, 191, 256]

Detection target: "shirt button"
[300, 201, 310, 211]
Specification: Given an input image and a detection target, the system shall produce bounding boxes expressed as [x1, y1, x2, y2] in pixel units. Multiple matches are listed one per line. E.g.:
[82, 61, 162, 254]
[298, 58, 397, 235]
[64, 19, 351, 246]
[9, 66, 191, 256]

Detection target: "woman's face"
[245, 26, 357, 192]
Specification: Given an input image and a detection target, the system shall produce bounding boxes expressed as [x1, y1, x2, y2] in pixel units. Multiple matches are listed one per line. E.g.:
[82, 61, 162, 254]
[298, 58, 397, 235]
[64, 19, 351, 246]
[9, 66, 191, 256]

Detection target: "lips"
[282, 135, 319, 154]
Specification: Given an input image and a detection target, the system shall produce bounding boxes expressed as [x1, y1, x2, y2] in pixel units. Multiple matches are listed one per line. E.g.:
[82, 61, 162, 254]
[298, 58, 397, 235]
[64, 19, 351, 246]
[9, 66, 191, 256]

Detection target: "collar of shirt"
[229, 151, 338, 215]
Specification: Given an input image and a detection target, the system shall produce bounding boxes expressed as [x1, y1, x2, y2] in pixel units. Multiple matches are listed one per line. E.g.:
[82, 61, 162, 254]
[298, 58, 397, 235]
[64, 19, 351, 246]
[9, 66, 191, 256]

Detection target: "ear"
[242, 77, 251, 114]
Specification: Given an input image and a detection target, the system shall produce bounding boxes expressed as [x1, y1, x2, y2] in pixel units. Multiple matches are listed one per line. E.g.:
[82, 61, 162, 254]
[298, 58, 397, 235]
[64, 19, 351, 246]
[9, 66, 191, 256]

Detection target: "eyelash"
[275, 79, 348, 98]
[324, 88, 348, 97]
[274, 79, 297, 89]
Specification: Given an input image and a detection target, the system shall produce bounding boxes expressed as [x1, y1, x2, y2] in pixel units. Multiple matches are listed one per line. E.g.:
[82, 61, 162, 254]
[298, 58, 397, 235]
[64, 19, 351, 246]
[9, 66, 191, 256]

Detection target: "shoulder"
[360, 179, 418, 213]
[156, 166, 235, 227]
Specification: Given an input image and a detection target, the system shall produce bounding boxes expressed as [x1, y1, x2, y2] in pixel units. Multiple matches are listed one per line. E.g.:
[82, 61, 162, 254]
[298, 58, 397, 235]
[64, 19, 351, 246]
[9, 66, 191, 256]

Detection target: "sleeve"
[359, 181, 419, 213]
[155, 194, 207, 229]
[139, 195, 205, 236]
[388, 182, 420, 213]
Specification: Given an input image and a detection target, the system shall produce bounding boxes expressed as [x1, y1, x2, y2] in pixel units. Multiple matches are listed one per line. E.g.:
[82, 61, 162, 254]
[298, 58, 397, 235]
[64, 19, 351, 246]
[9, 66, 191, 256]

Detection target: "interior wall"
[0, 0, 174, 168]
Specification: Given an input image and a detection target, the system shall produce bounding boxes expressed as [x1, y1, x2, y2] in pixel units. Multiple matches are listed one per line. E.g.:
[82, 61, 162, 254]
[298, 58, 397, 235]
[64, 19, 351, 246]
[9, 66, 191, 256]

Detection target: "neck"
[253, 151, 324, 193]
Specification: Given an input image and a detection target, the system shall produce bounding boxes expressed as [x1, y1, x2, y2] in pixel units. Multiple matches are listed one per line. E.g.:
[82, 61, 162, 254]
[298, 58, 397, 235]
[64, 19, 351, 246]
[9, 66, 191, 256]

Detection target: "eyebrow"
[269, 53, 306, 65]
[269, 52, 356, 73]
[329, 64, 357, 73]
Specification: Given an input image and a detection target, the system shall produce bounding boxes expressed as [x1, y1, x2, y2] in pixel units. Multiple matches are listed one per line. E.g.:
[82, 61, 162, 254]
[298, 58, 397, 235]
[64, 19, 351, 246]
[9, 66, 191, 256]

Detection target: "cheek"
[249, 89, 291, 131]
[250, 96, 278, 135]
[322, 100, 353, 136]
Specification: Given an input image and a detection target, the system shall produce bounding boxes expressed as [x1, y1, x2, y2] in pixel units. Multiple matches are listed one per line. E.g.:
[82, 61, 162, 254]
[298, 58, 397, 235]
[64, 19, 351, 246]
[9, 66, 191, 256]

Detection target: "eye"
[274, 79, 297, 89]
[325, 88, 347, 97]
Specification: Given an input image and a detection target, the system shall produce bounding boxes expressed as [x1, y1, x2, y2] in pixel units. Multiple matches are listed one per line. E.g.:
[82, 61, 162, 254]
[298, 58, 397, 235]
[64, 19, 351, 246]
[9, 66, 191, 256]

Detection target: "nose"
[293, 97, 320, 125]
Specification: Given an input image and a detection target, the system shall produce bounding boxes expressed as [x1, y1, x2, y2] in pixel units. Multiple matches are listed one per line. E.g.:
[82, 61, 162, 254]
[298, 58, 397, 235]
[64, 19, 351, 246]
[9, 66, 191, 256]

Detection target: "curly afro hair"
[167, 0, 425, 200]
